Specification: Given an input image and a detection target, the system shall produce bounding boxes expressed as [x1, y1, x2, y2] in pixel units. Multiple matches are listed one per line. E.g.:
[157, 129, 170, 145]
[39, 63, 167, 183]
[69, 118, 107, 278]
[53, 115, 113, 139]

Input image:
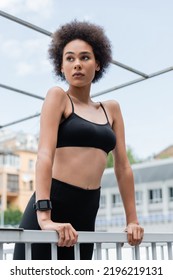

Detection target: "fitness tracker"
[33, 199, 52, 211]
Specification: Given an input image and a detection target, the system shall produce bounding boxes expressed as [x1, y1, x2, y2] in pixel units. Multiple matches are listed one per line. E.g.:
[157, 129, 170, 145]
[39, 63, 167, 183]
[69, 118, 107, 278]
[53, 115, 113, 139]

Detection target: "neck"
[67, 85, 92, 103]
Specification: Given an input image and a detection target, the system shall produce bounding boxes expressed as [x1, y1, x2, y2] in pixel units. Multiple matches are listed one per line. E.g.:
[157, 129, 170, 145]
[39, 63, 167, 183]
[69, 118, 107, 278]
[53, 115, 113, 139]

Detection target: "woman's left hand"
[125, 223, 144, 246]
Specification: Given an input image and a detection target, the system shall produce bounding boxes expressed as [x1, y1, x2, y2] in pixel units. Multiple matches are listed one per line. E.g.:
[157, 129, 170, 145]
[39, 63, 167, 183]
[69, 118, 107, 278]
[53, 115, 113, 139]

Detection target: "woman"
[13, 20, 144, 260]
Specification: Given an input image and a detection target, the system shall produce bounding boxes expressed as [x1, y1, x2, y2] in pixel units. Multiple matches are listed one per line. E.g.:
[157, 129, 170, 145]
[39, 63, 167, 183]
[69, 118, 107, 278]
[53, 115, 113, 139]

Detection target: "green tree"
[106, 152, 114, 168]
[106, 146, 140, 168]
[4, 208, 22, 226]
[126, 146, 140, 164]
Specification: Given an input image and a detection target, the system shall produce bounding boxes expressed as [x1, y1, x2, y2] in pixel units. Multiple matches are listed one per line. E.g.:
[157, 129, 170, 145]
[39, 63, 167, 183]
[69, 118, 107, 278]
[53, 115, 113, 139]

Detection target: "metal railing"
[0, 10, 173, 129]
[0, 228, 173, 260]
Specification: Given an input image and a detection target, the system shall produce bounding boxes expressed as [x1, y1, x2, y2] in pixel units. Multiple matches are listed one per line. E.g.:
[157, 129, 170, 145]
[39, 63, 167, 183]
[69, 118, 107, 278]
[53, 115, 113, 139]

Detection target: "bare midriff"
[52, 147, 107, 189]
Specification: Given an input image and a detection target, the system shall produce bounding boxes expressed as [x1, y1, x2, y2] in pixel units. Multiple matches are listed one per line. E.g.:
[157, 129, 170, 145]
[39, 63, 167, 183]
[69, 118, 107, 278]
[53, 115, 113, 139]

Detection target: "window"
[96, 215, 107, 226]
[169, 187, 173, 202]
[149, 189, 162, 204]
[29, 180, 34, 191]
[7, 174, 19, 192]
[111, 214, 125, 226]
[135, 191, 143, 205]
[0, 154, 20, 168]
[0, 154, 4, 166]
[100, 195, 106, 208]
[112, 194, 122, 207]
[28, 159, 34, 170]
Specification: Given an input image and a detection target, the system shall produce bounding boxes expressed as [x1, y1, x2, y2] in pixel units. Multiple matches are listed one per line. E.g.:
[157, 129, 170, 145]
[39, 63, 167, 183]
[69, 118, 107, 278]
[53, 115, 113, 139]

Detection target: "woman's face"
[61, 39, 100, 87]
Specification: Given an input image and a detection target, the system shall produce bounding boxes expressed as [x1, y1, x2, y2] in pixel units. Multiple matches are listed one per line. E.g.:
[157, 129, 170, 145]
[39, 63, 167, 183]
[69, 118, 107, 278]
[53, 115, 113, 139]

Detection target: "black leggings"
[13, 178, 100, 260]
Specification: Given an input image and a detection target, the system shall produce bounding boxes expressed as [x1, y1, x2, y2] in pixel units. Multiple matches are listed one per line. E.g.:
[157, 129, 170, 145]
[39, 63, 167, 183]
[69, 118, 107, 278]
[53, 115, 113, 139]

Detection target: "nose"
[74, 59, 82, 70]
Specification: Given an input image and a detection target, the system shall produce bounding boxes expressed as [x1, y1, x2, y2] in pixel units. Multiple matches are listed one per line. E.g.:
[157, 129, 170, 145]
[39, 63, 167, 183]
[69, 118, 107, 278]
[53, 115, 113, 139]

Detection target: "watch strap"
[33, 199, 52, 211]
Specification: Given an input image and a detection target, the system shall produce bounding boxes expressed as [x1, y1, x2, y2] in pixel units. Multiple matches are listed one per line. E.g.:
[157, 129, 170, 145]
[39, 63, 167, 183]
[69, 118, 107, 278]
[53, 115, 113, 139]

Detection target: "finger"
[127, 225, 140, 246]
[64, 228, 71, 247]
[69, 228, 78, 246]
[63, 226, 78, 247]
[132, 228, 139, 242]
[58, 230, 65, 246]
[135, 226, 144, 241]
[67, 230, 76, 247]
[57, 224, 78, 247]
[58, 236, 64, 246]
[138, 227, 144, 244]
[126, 225, 133, 245]
[71, 227, 78, 244]
[132, 227, 144, 246]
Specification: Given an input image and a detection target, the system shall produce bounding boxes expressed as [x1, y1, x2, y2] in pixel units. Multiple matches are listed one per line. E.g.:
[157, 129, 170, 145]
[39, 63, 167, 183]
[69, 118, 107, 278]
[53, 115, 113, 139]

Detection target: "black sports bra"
[57, 94, 116, 154]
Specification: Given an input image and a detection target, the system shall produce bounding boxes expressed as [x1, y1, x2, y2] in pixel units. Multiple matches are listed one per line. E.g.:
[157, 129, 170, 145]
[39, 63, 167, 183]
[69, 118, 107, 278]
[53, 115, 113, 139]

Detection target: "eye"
[66, 56, 74, 62]
[81, 55, 90, 61]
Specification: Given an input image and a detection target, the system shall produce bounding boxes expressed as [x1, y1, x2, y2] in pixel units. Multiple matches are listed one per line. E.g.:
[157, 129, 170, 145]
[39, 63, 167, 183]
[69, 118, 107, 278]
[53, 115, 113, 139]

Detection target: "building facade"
[0, 130, 37, 213]
[0, 130, 173, 233]
[96, 158, 173, 233]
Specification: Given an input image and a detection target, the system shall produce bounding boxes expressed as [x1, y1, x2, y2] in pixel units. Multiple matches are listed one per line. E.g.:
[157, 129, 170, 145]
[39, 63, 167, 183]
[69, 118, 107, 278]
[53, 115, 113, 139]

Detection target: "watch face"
[33, 200, 52, 211]
[39, 200, 48, 208]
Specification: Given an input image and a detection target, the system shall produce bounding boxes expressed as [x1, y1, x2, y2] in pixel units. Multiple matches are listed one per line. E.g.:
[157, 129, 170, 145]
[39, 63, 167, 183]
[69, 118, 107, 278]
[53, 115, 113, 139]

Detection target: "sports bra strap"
[66, 95, 109, 123]
[100, 102, 109, 123]
[67, 94, 74, 113]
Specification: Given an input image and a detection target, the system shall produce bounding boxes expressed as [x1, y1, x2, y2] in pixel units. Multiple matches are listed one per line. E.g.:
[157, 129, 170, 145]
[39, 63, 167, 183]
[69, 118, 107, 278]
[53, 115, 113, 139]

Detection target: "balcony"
[0, 228, 173, 260]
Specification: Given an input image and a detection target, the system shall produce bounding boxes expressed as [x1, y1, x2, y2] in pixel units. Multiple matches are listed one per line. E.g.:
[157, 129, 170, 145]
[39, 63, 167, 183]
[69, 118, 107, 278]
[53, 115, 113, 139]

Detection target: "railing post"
[51, 243, 58, 260]
[167, 242, 173, 260]
[145, 245, 150, 260]
[132, 247, 135, 260]
[105, 248, 109, 260]
[151, 243, 157, 260]
[0, 243, 3, 260]
[160, 245, 164, 260]
[116, 243, 122, 260]
[25, 243, 32, 260]
[134, 245, 140, 260]
[95, 243, 102, 260]
[74, 243, 80, 260]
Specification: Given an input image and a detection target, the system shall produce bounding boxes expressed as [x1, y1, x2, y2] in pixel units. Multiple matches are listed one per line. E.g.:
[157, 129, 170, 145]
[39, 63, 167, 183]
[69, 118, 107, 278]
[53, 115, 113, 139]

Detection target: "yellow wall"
[0, 149, 37, 212]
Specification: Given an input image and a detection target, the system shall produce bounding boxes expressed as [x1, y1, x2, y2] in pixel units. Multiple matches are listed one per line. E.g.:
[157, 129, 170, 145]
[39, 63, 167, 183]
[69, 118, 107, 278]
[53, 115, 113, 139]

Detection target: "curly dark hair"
[48, 20, 112, 83]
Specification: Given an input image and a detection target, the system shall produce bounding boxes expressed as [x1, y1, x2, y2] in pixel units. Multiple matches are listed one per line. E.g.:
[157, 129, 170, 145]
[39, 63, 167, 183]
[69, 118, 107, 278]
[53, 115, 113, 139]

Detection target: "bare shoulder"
[43, 86, 68, 111]
[45, 86, 66, 103]
[102, 99, 121, 117]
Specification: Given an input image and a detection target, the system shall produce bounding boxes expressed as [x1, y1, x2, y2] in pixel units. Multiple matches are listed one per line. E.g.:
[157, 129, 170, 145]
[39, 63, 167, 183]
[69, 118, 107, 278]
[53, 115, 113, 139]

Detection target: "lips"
[73, 72, 84, 77]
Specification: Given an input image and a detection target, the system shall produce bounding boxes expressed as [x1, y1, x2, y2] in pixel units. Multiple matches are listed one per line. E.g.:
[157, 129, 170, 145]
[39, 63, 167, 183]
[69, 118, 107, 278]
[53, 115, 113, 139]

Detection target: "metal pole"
[92, 66, 173, 98]
[0, 197, 4, 227]
[111, 59, 149, 78]
[0, 175, 6, 227]
[0, 83, 44, 100]
[0, 10, 152, 74]
[0, 113, 40, 129]
[0, 10, 52, 36]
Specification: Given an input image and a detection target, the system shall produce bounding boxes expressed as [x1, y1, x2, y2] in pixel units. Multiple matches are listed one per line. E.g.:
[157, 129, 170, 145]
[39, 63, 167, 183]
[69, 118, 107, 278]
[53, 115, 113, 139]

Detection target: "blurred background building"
[0, 130, 37, 219]
[97, 157, 173, 233]
[0, 129, 173, 232]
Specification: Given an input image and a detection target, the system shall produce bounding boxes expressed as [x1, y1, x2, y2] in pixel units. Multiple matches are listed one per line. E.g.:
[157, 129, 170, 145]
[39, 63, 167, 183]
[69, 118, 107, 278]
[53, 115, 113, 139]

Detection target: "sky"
[0, 0, 173, 160]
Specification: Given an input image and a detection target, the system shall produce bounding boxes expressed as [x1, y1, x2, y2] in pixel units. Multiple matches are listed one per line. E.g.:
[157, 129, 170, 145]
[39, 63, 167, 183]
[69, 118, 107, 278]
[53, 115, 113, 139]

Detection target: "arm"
[35, 87, 78, 246]
[110, 100, 144, 246]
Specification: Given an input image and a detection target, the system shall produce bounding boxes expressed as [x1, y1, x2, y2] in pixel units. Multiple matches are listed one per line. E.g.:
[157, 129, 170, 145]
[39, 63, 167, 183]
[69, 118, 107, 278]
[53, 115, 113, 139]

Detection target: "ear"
[95, 61, 100, 71]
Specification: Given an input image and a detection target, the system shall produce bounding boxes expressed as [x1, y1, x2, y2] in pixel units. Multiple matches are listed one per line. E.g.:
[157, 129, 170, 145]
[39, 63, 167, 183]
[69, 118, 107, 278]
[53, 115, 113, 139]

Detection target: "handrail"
[0, 229, 173, 260]
[0, 228, 173, 243]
